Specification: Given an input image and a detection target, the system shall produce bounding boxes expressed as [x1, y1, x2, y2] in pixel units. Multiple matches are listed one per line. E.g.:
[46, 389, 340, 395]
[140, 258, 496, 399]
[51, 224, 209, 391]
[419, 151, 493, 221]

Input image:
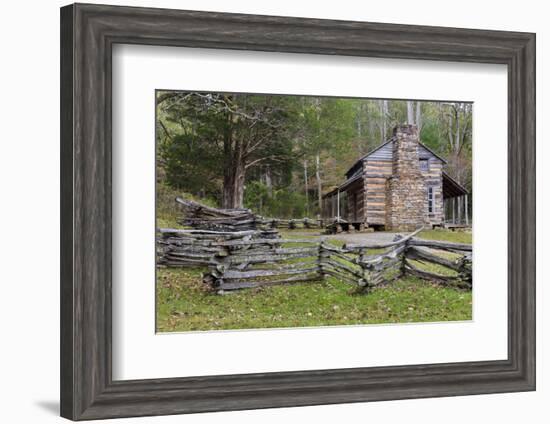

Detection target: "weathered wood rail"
[176, 196, 323, 233]
[344, 228, 472, 291]
[157, 228, 280, 267]
[157, 227, 472, 293]
[259, 217, 323, 230]
[176, 197, 266, 233]
[203, 238, 324, 291]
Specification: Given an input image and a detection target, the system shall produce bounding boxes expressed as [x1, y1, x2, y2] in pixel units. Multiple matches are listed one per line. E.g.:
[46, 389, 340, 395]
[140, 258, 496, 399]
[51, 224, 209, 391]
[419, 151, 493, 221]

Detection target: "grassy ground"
[416, 228, 472, 244]
[156, 221, 472, 332]
[157, 270, 471, 332]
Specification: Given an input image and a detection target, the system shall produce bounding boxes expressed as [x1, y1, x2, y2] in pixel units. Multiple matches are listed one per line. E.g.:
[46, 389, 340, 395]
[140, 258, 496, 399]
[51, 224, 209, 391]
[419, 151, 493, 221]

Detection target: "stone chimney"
[386, 124, 428, 231]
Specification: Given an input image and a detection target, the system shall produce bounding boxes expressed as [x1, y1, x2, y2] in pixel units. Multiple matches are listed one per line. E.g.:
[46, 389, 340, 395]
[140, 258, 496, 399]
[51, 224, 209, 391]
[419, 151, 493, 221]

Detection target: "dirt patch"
[326, 231, 403, 245]
[282, 230, 404, 245]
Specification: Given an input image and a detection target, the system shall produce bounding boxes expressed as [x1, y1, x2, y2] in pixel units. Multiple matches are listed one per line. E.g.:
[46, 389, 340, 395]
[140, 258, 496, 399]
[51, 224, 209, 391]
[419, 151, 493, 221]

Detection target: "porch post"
[452, 197, 456, 224]
[458, 196, 462, 224]
[337, 190, 340, 222]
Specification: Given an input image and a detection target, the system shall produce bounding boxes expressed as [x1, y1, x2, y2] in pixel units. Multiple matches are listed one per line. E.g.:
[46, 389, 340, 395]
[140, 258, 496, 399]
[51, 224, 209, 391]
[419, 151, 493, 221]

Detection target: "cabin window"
[428, 187, 434, 213]
[420, 159, 429, 171]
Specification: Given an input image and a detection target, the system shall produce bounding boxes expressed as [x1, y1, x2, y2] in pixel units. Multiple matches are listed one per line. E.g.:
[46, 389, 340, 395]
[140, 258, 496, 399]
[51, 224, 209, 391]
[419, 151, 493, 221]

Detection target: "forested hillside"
[156, 91, 472, 218]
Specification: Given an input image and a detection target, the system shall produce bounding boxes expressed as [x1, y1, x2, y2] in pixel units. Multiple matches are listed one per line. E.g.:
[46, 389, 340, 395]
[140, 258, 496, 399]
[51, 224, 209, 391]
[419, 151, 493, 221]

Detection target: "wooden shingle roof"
[442, 171, 469, 198]
[345, 138, 447, 178]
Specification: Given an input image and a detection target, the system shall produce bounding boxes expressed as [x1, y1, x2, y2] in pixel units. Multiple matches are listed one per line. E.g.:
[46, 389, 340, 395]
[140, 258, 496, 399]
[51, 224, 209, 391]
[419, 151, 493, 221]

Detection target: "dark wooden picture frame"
[60, 3, 536, 420]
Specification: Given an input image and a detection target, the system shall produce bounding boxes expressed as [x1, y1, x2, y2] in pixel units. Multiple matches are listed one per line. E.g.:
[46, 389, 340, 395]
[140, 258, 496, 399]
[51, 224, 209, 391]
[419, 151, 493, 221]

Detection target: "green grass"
[410, 230, 471, 276]
[156, 183, 219, 229]
[417, 228, 472, 244]
[157, 268, 472, 332]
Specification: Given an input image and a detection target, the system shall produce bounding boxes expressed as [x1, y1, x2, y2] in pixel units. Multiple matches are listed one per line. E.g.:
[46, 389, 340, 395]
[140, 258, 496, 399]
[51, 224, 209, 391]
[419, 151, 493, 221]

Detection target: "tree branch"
[245, 155, 288, 170]
[158, 120, 173, 141]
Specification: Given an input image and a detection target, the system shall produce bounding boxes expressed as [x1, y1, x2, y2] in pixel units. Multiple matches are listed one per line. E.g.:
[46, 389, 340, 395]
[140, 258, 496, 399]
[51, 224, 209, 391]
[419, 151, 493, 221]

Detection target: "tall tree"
[380, 99, 389, 140]
[298, 97, 355, 214]
[303, 159, 309, 215]
[415, 101, 423, 131]
[158, 92, 297, 208]
[444, 102, 472, 185]
[407, 101, 415, 124]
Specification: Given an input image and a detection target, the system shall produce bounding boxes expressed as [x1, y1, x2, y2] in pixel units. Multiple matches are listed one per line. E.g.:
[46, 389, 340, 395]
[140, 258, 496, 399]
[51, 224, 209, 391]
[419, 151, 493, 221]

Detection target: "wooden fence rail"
[176, 196, 323, 232]
[176, 197, 261, 232]
[157, 228, 281, 268]
[157, 228, 472, 293]
[259, 218, 323, 230]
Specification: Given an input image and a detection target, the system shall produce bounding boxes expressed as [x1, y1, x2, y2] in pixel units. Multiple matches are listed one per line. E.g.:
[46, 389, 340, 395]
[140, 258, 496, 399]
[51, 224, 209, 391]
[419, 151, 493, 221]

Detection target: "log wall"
[363, 158, 393, 226]
[421, 159, 444, 225]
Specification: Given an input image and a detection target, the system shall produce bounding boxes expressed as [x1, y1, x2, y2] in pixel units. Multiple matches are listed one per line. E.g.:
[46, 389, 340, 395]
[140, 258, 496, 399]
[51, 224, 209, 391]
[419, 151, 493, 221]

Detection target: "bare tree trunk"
[455, 110, 461, 153]
[222, 118, 235, 208]
[265, 166, 273, 198]
[235, 163, 245, 207]
[304, 159, 309, 216]
[407, 101, 415, 124]
[354, 103, 363, 154]
[444, 103, 472, 187]
[222, 161, 246, 209]
[221, 125, 246, 209]
[380, 100, 388, 140]
[356, 106, 362, 137]
[222, 171, 236, 208]
[415, 101, 422, 131]
[454, 108, 461, 182]
[446, 106, 460, 181]
[368, 117, 376, 149]
[315, 153, 322, 216]
[448, 114, 454, 148]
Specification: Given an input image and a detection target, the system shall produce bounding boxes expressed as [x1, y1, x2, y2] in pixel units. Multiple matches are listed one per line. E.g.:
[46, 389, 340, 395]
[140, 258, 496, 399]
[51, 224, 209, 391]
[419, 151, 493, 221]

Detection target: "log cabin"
[322, 124, 469, 231]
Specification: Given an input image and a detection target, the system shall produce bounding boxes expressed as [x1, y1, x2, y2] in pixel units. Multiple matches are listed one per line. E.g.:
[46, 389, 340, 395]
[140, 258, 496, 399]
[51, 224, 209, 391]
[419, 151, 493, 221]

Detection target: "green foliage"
[268, 190, 309, 218]
[243, 180, 269, 215]
[244, 180, 309, 218]
[419, 121, 443, 153]
[159, 132, 223, 198]
[156, 183, 217, 228]
[158, 92, 305, 203]
[299, 97, 356, 156]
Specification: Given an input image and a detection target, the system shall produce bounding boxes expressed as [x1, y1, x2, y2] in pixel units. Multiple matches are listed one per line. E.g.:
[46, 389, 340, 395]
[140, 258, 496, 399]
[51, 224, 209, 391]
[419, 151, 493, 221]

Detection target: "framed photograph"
[60, 3, 535, 420]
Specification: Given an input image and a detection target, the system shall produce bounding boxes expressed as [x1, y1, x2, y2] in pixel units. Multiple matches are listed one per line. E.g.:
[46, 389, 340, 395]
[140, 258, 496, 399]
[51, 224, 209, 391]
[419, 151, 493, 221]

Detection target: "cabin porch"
[442, 171, 470, 229]
[321, 173, 367, 233]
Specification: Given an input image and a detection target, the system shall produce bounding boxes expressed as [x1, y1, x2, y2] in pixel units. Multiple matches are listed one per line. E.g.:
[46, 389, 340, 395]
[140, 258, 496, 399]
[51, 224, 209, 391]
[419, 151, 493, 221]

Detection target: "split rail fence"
[260, 217, 323, 230]
[157, 228, 279, 268]
[158, 227, 472, 294]
[176, 196, 322, 232]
